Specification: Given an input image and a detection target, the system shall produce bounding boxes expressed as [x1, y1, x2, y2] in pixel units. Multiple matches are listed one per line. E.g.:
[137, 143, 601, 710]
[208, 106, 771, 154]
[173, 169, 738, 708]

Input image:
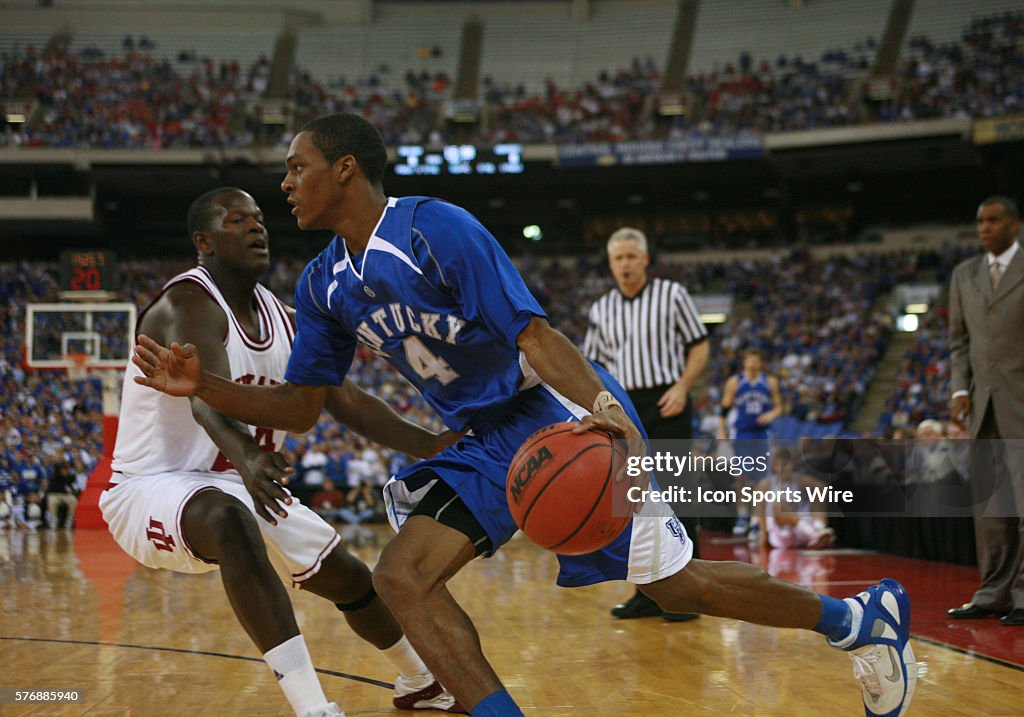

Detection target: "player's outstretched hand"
[239, 451, 295, 525]
[132, 334, 202, 397]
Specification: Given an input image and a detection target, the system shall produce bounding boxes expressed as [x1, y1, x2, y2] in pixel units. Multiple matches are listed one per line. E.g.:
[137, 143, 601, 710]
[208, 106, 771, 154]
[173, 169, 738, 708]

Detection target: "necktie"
[991, 262, 1002, 290]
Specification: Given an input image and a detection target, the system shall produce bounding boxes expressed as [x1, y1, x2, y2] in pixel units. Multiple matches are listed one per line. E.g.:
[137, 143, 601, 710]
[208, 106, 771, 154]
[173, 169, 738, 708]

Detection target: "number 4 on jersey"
[403, 336, 460, 385]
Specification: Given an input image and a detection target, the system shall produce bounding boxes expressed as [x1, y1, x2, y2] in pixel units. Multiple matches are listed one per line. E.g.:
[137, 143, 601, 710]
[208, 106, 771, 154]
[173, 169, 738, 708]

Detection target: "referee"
[583, 227, 709, 621]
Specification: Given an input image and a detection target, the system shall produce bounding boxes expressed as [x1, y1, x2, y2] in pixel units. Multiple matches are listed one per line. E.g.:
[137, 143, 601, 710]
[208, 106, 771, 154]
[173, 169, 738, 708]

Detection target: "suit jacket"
[949, 245, 1024, 438]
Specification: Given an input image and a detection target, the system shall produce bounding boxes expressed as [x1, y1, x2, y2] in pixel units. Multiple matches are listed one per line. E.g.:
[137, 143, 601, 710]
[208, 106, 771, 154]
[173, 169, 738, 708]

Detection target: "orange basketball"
[506, 422, 631, 555]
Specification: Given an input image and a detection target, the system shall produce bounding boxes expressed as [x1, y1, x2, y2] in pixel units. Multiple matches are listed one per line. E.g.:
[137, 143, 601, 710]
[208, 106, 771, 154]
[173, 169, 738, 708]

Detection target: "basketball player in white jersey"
[100, 188, 464, 717]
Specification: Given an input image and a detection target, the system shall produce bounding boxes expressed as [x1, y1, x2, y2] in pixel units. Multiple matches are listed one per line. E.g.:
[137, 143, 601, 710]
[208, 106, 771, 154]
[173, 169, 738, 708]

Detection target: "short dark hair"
[980, 195, 1020, 220]
[744, 348, 764, 359]
[300, 113, 388, 187]
[187, 187, 244, 237]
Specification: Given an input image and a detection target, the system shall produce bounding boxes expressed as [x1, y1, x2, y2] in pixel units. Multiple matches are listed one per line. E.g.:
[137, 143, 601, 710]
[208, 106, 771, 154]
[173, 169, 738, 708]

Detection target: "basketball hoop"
[65, 352, 90, 382]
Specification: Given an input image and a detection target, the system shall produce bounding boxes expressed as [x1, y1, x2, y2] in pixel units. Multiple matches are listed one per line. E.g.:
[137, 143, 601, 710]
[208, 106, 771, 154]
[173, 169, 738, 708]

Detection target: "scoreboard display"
[60, 250, 116, 294]
[393, 144, 524, 176]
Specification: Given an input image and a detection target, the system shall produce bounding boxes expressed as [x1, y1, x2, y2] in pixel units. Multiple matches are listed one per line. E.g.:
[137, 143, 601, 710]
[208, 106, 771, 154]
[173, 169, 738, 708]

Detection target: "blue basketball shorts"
[383, 364, 692, 587]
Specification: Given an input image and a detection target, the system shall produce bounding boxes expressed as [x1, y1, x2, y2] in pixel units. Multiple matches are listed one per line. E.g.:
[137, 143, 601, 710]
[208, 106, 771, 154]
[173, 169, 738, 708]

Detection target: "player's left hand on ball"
[240, 452, 295, 525]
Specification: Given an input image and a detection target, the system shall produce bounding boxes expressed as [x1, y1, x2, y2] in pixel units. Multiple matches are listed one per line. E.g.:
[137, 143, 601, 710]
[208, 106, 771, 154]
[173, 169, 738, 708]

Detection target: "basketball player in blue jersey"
[720, 348, 782, 442]
[105, 188, 462, 716]
[132, 113, 919, 717]
[718, 348, 783, 537]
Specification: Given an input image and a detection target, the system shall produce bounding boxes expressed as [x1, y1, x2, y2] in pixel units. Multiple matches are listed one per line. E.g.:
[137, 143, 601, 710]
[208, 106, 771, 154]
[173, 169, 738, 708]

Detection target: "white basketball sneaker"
[393, 676, 467, 713]
[829, 578, 925, 717]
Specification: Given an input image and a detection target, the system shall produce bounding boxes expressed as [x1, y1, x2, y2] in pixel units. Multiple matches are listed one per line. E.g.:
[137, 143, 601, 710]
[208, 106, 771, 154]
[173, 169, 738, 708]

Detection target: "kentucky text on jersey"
[354, 304, 465, 357]
[286, 197, 546, 432]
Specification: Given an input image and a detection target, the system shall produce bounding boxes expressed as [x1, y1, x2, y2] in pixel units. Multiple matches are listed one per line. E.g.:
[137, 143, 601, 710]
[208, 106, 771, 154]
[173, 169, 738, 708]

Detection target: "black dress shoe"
[947, 602, 1001, 619]
[611, 590, 662, 619]
[1001, 608, 1024, 626]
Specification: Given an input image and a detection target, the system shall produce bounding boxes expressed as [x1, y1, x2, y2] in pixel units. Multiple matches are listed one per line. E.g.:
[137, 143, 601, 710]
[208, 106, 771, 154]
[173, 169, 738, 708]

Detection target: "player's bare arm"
[324, 380, 464, 459]
[133, 333, 328, 434]
[515, 317, 643, 449]
[145, 285, 296, 523]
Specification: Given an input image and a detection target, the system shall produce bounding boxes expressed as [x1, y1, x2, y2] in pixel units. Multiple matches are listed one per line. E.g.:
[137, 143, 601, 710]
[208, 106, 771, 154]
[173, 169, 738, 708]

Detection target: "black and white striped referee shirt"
[583, 277, 708, 391]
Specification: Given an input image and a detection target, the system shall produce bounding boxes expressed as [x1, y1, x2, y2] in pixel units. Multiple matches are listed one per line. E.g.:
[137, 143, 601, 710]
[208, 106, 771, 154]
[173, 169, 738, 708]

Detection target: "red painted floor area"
[701, 533, 1024, 668]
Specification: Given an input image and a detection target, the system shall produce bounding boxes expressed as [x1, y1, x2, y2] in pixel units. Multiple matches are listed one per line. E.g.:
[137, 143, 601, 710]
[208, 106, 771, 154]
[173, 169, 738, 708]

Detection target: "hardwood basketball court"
[2, 527, 1021, 716]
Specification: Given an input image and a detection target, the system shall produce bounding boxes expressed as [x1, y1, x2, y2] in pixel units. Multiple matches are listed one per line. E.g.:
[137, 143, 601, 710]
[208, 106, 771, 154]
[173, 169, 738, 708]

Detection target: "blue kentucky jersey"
[730, 372, 774, 434]
[286, 196, 546, 432]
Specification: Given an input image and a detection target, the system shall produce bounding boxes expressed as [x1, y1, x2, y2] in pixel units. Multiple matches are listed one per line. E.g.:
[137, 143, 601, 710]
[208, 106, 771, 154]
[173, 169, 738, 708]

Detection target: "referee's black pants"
[627, 386, 700, 558]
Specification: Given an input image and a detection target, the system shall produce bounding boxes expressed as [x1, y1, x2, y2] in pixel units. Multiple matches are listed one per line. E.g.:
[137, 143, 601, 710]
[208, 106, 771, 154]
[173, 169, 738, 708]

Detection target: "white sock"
[263, 635, 333, 716]
[382, 636, 432, 687]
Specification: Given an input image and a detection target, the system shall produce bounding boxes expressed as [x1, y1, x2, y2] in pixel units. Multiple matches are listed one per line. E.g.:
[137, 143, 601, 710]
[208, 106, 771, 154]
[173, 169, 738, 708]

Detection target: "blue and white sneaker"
[828, 578, 923, 717]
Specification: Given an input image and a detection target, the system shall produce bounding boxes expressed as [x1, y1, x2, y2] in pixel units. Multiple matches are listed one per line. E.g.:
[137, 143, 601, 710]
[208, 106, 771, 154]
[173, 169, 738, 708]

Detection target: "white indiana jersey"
[112, 266, 295, 479]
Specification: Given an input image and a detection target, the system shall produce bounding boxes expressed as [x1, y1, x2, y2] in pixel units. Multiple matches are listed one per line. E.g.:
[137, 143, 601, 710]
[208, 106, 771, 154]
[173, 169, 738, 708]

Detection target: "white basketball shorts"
[99, 472, 341, 588]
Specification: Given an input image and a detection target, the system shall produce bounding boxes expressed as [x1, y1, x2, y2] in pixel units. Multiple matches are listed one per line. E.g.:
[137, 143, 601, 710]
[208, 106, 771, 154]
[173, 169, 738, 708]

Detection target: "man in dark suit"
[947, 195, 1024, 626]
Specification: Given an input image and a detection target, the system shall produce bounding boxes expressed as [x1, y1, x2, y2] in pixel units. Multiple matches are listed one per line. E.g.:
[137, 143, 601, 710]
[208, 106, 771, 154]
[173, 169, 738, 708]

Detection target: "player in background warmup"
[718, 348, 782, 539]
[100, 188, 463, 717]
[132, 114, 920, 717]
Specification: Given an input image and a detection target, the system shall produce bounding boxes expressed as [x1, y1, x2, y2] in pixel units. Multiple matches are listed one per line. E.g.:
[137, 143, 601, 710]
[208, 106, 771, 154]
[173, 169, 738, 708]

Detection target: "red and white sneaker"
[393, 676, 468, 713]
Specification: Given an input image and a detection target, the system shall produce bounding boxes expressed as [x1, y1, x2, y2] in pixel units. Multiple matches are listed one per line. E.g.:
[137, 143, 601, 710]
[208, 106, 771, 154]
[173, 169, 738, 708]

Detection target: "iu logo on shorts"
[146, 517, 176, 552]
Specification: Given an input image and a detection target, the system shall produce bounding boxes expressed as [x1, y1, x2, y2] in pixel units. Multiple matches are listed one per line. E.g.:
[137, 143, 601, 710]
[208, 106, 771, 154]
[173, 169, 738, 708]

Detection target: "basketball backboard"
[25, 302, 136, 372]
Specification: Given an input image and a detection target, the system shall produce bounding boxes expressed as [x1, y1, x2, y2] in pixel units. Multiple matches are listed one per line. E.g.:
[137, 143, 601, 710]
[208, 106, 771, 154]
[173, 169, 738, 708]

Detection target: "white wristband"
[593, 390, 622, 414]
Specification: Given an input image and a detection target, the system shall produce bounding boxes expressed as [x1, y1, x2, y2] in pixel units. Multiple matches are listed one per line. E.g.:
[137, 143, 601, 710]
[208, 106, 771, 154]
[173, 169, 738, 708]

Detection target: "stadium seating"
[3, 5, 1022, 147]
